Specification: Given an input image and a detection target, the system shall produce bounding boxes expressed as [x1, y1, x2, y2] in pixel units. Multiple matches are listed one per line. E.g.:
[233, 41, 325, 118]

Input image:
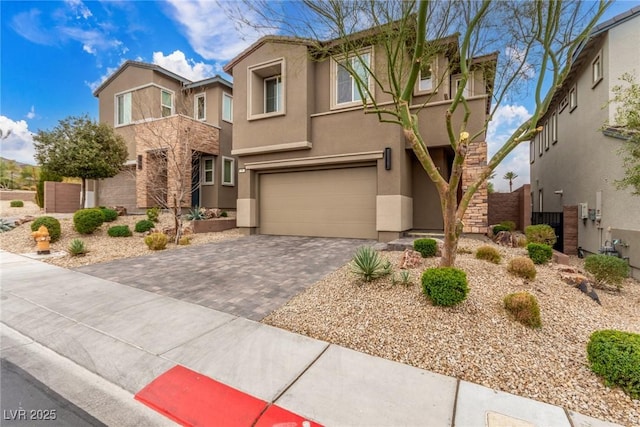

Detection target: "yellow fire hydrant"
[31, 225, 51, 255]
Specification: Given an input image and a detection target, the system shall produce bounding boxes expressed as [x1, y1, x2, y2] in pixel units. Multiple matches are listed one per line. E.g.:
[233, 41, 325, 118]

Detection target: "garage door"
[260, 167, 377, 239]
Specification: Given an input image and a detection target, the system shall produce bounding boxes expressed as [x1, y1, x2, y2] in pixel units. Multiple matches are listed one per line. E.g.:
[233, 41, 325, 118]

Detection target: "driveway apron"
[75, 235, 372, 321]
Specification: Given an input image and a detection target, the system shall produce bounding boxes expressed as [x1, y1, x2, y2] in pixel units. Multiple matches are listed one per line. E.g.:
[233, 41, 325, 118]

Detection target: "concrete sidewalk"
[0, 251, 621, 426]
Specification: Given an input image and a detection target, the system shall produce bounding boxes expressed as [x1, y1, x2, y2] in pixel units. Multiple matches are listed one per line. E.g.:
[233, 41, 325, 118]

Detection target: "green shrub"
[35, 169, 62, 208]
[146, 207, 160, 223]
[507, 257, 537, 280]
[525, 224, 557, 246]
[10, 200, 24, 208]
[68, 238, 87, 256]
[414, 238, 438, 258]
[457, 247, 473, 254]
[73, 208, 105, 234]
[1, 218, 16, 233]
[584, 255, 630, 289]
[527, 243, 553, 265]
[492, 225, 510, 235]
[587, 330, 640, 399]
[178, 236, 191, 245]
[100, 207, 118, 222]
[421, 267, 469, 306]
[221, 211, 228, 217]
[503, 292, 541, 328]
[30, 216, 61, 243]
[351, 246, 392, 282]
[135, 219, 155, 233]
[107, 225, 132, 237]
[144, 232, 168, 250]
[500, 220, 516, 231]
[475, 245, 501, 264]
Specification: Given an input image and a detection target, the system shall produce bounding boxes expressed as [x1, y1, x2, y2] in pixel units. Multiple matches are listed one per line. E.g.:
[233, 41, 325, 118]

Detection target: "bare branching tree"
[224, 0, 609, 266]
[131, 91, 219, 244]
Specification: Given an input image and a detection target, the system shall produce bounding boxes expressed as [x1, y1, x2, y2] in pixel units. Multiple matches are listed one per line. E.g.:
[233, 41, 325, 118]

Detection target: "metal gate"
[531, 212, 563, 252]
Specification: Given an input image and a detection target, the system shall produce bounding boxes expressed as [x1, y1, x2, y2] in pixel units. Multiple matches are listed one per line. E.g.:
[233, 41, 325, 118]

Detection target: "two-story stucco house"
[530, 7, 640, 278]
[92, 61, 237, 212]
[223, 29, 494, 241]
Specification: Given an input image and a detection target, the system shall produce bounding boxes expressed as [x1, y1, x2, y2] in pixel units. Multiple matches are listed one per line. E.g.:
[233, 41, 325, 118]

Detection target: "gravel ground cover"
[0, 201, 240, 268]
[263, 238, 640, 426]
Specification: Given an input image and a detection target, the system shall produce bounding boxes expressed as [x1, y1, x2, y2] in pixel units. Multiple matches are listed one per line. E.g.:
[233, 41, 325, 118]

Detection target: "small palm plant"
[351, 246, 392, 283]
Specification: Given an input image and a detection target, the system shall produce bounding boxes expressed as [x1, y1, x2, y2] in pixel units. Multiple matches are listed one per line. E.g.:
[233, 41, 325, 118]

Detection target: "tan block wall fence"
[0, 191, 36, 202]
[44, 182, 80, 213]
[487, 185, 531, 231]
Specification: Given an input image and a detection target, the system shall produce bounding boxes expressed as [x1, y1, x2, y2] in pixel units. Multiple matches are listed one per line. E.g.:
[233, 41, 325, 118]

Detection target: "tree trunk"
[440, 190, 461, 267]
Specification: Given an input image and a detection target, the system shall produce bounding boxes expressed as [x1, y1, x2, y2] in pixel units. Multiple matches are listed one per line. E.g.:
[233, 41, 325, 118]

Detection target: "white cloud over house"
[486, 104, 532, 192]
[152, 51, 215, 81]
[165, 0, 262, 63]
[26, 106, 36, 120]
[0, 116, 37, 165]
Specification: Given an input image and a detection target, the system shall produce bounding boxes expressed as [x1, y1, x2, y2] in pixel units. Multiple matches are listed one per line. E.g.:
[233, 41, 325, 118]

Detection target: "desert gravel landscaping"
[264, 238, 640, 426]
[2, 200, 638, 424]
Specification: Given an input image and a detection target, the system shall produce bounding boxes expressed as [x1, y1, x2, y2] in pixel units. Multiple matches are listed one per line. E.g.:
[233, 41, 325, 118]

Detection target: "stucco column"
[462, 141, 488, 233]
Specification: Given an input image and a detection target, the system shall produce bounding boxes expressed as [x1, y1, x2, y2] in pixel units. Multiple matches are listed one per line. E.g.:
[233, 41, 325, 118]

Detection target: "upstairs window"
[222, 93, 233, 122]
[195, 93, 206, 121]
[544, 120, 549, 151]
[116, 92, 132, 126]
[264, 76, 282, 113]
[453, 76, 472, 98]
[551, 112, 557, 144]
[530, 140, 535, 164]
[331, 49, 372, 108]
[569, 85, 577, 112]
[248, 58, 285, 119]
[418, 62, 434, 92]
[161, 90, 173, 117]
[592, 53, 602, 87]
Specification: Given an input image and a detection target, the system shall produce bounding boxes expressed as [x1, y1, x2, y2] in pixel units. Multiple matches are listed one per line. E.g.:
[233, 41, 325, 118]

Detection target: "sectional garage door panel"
[259, 167, 377, 239]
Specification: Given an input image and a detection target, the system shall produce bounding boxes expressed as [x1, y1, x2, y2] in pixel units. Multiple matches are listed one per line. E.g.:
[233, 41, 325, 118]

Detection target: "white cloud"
[152, 51, 215, 81]
[486, 104, 532, 192]
[0, 116, 37, 165]
[85, 61, 124, 92]
[165, 0, 263, 62]
[65, 0, 92, 20]
[26, 106, 36, 120]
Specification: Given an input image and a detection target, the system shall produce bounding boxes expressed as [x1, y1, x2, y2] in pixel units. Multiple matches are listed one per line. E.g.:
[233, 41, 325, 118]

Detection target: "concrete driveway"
[75, 235, 372, 321]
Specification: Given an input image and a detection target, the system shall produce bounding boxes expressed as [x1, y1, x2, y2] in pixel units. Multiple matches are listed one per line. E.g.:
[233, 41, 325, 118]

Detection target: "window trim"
[247, 57, 286, 120]
[569, 85, 577, 112]
[559, 95, 568, 113]
[202, 156, 215, 185]
[551, 111, 557, 144]
[264, 76, 282, 114]
[194, 93, 206, 121]
[161, 89, 174, 117]
[544, 120, 549, 151]
[222, 92, 233, 123]
[591, 52, 603, 88]
[530, 139, 535, 164]
[415, 57, 438, 95]
[115, 92, 132, 127]
[221, 156, 235, 186]
[330, 47, 374, 110]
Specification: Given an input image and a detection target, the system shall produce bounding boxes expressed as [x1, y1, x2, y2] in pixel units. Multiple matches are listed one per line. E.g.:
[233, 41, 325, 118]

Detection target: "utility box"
[579, 203, 589, 219]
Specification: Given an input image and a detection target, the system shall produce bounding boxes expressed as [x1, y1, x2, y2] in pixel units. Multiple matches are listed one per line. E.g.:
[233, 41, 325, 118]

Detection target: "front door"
[191, 155, 200, 207]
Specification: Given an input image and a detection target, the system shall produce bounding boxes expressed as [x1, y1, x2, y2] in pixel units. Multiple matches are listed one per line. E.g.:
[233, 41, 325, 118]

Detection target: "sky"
[1, 0, 639, 192]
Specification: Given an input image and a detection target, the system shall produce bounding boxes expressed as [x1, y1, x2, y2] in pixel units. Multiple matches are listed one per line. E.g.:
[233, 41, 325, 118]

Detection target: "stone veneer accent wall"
[461, 141, 488, 233]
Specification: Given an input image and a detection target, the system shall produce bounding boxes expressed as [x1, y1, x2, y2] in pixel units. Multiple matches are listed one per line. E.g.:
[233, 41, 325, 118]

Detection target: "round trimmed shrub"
[414, 238, 438, 258]
[503, 292, 541, 328]
[421, 267, 469, 306]
[500, 220, 516, 231]
[507, 257, 536, 280]
[10, 200, 24, 208]
[100, 207, 118, 222]
[144, 232, 168, 250]
[146, 207, 160, 223]
[107, 225, 132, 237]
[525, 224, 557, 246]
[475, 245, 501, 264]
[587, 330, 640, 399]
[584, 255, 630, 289]
[527, 243, 553, 265]
[73, 208, 105, 234]
[30, 216, 61, 243]
[135, 219, 155, 233]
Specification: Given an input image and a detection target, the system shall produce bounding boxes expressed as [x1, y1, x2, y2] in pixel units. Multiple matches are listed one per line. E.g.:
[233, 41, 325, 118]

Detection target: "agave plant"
[351, 246, 392, 283]
[0, 218, 15, 233]
[185, 206, 206, 221]
[68, 238, 88, 256]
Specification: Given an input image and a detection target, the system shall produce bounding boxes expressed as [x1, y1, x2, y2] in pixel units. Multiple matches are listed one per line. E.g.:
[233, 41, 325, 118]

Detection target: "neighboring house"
[223, 30, 495, 241]
[530, 7, 640, 278]
[92, 61, 236, 212]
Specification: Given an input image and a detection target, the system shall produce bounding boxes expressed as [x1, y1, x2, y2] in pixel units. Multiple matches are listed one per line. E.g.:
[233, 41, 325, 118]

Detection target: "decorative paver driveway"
[75, 235, 372, 321]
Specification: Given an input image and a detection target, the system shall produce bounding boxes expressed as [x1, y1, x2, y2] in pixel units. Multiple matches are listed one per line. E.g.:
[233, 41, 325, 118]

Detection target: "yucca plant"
[393, 269, 412, 286]
[351, 246, 392, 283]
[0, 218, 15, 233]
[68, 238, 87, 256]
[185, 206, 205, 221]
